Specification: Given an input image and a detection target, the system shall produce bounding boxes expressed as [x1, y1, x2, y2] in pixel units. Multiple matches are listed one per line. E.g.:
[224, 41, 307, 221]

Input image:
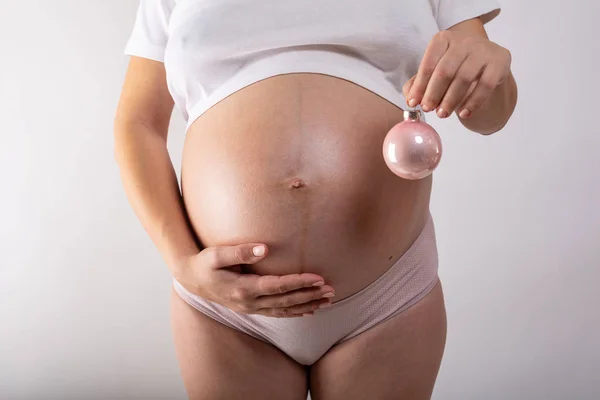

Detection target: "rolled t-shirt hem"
[124, 39, 165, 63]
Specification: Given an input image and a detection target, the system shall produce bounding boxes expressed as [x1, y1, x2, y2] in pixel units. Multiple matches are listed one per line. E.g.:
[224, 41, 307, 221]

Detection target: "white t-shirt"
[125, 0, 501, 130]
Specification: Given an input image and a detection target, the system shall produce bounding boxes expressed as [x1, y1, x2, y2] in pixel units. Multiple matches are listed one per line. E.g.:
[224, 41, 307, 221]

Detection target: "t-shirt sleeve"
[124, 0, 174, 62]
[432, 0, 501, 31]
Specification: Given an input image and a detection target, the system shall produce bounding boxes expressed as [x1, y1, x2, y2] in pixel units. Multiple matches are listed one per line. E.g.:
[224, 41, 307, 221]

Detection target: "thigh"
[309, 278, 447, 400]
[170, 287, 309, 400]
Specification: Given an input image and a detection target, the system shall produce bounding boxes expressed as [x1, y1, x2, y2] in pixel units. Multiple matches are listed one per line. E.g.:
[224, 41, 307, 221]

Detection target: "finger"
[402, 75, 416, 103]
[407, 31, 451, 109]
[235, 272, 327, 299]
[421, 44, 468, 113]
[457, 63, 503, 119]
[252, 285, 335, 309]
[436, 54, 484, 118]
[455, 80, 478, 112]
[201, 243, 268, 270]
[256, 299, 333, 318]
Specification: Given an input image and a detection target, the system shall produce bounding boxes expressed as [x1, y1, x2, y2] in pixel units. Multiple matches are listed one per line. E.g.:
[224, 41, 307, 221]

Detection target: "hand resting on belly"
[176, 241, 336, 318]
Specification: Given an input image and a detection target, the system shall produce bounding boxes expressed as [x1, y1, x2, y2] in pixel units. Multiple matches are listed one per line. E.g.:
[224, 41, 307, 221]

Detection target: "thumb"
[203, 243, 269, 270]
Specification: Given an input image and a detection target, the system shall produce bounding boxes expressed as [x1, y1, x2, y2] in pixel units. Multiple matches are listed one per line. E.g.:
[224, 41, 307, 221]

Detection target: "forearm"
[459, 70, 518, 135]
[114, 122, 201, 273]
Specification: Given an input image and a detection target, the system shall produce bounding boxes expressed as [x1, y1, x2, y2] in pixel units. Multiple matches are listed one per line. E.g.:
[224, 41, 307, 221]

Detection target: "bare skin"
[116, 58, 445, 397]
[115, 11, 517, 398]
[172, 71, 444, 399]
[182, 72, 432, 302]
[114, 58, 337, 319]
[116, 42, 443, 400]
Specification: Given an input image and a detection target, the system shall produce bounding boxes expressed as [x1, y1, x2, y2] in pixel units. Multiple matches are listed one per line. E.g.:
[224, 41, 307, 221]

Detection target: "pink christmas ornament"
[382, 108, 442, 180]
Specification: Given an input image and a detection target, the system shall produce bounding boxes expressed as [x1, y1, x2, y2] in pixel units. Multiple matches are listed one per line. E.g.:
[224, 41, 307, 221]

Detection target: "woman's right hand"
[174, 243, 335, 318]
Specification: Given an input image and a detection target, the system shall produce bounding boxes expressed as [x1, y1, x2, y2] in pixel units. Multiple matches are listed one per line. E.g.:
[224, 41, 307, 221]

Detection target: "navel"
[289, 178, 306, 189]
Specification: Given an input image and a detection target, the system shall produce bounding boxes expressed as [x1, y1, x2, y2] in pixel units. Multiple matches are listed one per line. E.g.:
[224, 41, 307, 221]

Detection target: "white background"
[1, 1, 599, 399]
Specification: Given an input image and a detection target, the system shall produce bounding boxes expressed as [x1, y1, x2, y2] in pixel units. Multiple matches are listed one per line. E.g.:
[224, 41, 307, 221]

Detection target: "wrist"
[165, 251, 198, 280]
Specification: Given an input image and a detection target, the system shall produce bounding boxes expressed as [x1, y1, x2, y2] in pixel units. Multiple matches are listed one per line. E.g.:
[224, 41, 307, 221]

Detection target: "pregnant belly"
[181, 73, 432, 301]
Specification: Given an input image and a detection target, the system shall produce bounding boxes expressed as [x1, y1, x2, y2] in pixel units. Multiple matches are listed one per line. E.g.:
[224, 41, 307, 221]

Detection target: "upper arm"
[114, 0, 175, 138]
[114, 56, 174, 138]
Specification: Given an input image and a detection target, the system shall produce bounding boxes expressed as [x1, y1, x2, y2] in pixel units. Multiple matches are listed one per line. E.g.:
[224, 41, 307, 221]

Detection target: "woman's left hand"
[402, 29, 511, 120]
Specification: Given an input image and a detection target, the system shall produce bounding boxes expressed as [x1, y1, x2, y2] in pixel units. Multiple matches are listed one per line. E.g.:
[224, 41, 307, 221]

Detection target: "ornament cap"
[403, 108, 423, 122]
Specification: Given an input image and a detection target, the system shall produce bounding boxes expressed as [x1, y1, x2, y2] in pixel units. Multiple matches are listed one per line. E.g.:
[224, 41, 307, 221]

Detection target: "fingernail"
[459, 108, 471, 118]
[252, 245, 265, 256]
[322, 292, 335, 298]
[319, 302, 332, 309]
[437, 108, 448, 118]
[312, 281, 325, 287]
[408, 98, 417, 107]
[422, 103, 430, 112]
